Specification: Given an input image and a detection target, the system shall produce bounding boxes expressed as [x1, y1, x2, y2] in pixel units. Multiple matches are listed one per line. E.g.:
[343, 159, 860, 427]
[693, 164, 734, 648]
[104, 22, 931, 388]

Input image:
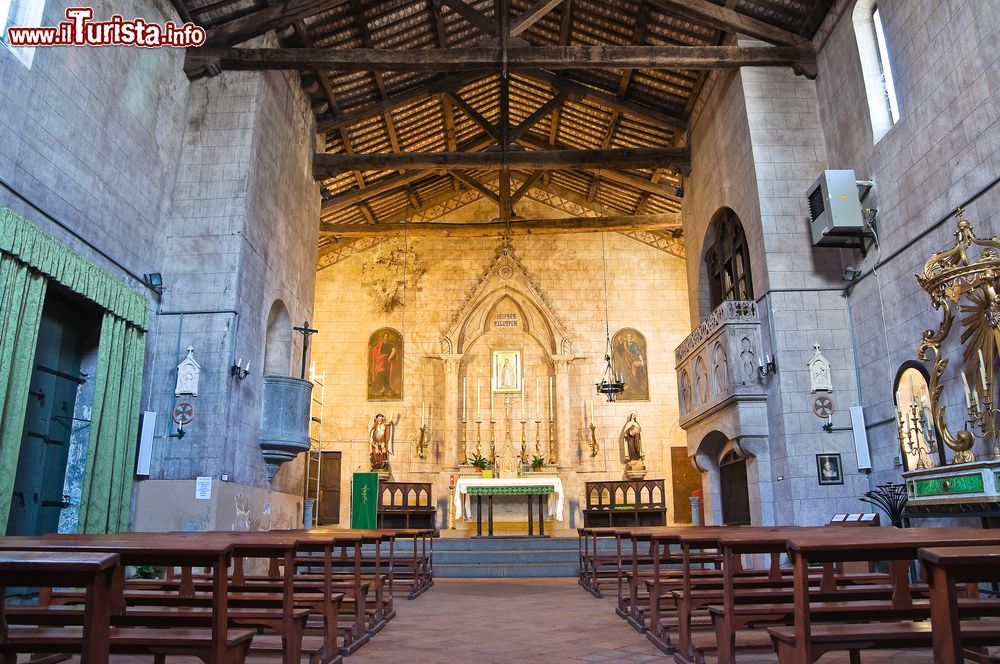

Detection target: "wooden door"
[317, 451, 341, 525]
[720, 458, 751, 526]
[670, 447, 702, 524]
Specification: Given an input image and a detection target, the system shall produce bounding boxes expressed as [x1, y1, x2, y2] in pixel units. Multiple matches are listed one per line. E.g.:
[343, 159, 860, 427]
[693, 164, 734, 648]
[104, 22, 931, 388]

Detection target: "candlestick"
[961, 371, 973, 409]
[490, 391, 494, 419]
[535, 377, 540, 418]
[521, 394, 525, 420]
[463, 378, 467, 421]
[979, 349, 989, 392]
[477, 379, 481, 418]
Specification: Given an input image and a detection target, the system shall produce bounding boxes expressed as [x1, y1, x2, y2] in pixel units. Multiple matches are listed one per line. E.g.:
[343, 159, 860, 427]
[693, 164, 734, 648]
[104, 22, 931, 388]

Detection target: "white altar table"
[454, 477, 564, 536]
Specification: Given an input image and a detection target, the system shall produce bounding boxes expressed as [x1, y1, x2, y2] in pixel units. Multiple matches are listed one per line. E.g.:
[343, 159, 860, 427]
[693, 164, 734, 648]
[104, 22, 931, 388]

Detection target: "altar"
[454, 477, 565, 537]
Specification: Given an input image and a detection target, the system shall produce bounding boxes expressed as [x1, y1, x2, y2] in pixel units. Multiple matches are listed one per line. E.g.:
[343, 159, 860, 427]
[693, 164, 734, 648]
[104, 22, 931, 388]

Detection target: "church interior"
[1, 0, 1000, 661]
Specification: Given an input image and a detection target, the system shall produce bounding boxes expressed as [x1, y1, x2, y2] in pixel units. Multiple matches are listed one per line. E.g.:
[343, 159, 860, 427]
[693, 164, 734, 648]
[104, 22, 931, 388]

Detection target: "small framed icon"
[816, 453, 844, 485]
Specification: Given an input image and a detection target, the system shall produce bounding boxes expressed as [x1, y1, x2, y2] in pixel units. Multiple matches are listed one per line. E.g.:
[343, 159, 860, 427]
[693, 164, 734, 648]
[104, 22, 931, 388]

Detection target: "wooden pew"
[0, 550, 118, 664]
[769, 527, 1000, 664]
[0, 535, 257, 664]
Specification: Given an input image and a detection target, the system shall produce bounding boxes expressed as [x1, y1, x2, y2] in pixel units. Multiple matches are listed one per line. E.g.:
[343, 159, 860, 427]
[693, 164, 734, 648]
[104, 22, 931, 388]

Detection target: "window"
[871, 7, 900, 125]
[1, 0, 46, 68]
[853, 1, 901, 142]
[705, 208, 753, 311]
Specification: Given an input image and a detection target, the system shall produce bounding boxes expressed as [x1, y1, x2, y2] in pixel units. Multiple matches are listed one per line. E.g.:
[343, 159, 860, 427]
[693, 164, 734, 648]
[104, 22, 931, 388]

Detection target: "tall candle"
[549, 377, 554, 419]
[535, 378, 540, 419]
[979, 349, 989, 392]
[961, 371, 973, 409]
[521, 394, 525, 419]
[463, 378, 467, 420]
[490, 390, 494, 419]
[477, 379, 481, 418]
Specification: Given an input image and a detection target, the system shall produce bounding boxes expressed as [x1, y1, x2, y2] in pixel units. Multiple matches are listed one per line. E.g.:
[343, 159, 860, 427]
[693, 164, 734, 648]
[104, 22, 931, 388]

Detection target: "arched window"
[854, 1, 901, 142]
[704, 208, 753, 311]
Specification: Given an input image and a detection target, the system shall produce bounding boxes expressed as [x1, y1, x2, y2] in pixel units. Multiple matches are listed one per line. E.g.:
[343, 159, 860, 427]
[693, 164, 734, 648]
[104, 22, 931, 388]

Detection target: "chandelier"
[594, 172, 625, 402]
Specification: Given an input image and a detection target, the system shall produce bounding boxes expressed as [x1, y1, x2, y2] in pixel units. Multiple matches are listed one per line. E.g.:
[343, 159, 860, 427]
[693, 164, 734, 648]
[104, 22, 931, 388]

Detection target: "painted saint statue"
[612, 328, 649, 401]
[369, 413, 395, 469]
[368, 327, 402, 400]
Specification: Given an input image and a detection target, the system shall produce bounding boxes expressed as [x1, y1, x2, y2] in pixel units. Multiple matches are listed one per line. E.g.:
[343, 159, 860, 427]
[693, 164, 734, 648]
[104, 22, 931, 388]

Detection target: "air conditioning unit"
[807, 169, 865, 247]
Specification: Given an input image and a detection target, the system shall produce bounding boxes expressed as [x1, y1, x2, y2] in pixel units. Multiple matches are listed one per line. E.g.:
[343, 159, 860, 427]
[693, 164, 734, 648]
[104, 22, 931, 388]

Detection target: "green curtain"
[78, 313, 146, 534]
[0, 253, 47, 533]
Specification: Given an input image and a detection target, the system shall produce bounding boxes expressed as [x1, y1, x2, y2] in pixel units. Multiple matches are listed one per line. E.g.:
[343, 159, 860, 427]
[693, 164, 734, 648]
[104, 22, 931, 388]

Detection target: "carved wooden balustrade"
[377, 481, 436, 529]
[674, 300, 767, 429]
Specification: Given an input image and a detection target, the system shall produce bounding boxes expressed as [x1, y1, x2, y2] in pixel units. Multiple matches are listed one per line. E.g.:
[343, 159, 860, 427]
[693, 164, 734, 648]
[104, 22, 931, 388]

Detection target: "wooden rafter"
[445, 89, 502, 142]
[644, 0, 811, 48]
[312, 146, 689, 174]
[203, 0, 350, 47]
[439, 0, 495, 36]
[509, 0, 564, 38]
[185, 44, 817, 77]
[453, 171, 500, 203]
[319, 213, 680, 237]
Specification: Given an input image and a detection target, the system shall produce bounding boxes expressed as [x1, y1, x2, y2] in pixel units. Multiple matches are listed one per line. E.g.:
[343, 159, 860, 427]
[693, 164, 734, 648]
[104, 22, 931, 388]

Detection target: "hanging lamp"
[594, 172, 625, 402]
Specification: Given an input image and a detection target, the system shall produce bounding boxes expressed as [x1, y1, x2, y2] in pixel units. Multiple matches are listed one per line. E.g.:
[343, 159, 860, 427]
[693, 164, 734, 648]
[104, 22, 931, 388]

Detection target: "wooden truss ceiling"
[177, 0, 832, 267]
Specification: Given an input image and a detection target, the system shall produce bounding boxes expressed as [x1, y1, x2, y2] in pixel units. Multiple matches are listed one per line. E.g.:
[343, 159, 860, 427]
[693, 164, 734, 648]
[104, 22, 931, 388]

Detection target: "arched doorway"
[719, 447, 751, 525]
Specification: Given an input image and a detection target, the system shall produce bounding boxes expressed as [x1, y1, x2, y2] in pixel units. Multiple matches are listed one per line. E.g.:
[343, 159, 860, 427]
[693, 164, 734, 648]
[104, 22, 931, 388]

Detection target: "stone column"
[552, 354, 575, 466]
[440, 354, 463, 465]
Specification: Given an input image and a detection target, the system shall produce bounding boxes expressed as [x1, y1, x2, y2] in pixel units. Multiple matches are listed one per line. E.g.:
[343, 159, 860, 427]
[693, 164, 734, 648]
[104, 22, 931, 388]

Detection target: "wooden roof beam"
[444, 89, 501, 142]
[203, 0, 350, 47]
[185, 45, 818, 79]
[644, 0, 811, 47]
[453, 172, 501, 203]
[321, 170, 433, 211]
[439, 0, 496, 37]
[319, 213, 681, 237]
[312, 146, 689, 175]
[508, 91, 566, 143]
[509, 0, 565, 38]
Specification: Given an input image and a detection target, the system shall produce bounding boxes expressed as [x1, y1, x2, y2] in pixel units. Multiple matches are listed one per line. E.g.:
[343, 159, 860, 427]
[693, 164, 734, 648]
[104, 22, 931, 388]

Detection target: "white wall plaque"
[195, 476, 212, 500]
[807, 344, 833, 393]
[175, 346, 201, 396]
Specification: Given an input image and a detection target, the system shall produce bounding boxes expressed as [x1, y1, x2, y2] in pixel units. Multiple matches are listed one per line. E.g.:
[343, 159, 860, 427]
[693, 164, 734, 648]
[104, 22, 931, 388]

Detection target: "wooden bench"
[768, 621, 1000, 664]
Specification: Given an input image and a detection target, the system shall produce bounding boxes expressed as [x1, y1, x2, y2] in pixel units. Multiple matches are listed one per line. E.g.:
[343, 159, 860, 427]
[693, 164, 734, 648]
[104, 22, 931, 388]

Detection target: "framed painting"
[368, 327, 402, 401]
[492, 350, 521, 393]
[816, 453, 844, 485]
[612, 328, 649, 401]
[893, 361, 944, 470]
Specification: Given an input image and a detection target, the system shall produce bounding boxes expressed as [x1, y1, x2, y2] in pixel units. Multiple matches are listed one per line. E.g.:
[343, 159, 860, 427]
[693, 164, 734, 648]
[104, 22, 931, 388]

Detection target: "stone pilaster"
[440, 353, 464, 465]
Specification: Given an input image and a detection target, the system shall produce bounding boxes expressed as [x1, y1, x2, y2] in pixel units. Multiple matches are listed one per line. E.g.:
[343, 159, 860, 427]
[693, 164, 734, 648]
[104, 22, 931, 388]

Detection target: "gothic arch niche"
[700, 208, 754, 320]
[264, 300, 292, 376]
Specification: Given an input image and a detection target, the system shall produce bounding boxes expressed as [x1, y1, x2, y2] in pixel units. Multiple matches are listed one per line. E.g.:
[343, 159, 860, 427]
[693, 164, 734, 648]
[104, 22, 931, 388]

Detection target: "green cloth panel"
[0, 208, 148, 330]
[78, 313, 146, 533]
[0, 254, 47, 534]
[351, 473, 379, 529]
[466, 485, 554, 496]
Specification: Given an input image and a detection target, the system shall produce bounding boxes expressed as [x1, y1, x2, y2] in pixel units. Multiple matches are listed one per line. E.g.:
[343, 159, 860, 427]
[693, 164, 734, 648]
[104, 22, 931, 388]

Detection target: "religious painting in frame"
[368, 327, 403, 401]
[492, 350, 521, 393]
[893, 361, 945, 471]
[611, 328, 649, 401]
[816, 453, 843, 485]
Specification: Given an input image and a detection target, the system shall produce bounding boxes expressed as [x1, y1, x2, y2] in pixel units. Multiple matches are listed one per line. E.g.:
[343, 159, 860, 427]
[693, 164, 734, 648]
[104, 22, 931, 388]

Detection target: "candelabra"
[588, 422, 599, 457]
[520, 419, 528, 464]
[475, 419, 482, 458]
[460, 418, 468, 464]
[547, 416, 557, 465]
[896, 399, 934, 469]
[489, 419, 496, 465]
[534, 419, 541, 456]
[966, 390, 1000, 460]
[416, 424, 429, 460]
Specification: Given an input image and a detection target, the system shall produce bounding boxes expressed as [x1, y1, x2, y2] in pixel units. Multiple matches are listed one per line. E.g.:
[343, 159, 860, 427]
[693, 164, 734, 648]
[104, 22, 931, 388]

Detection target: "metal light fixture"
[143, 272, 163, 294]
[757, 354, 777, 377]
[594, 172, 625, 403]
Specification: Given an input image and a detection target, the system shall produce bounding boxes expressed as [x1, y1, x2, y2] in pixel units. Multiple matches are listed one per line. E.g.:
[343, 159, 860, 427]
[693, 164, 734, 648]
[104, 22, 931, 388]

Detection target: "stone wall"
[816, 0, 1000, 486]
[312, 200, 691, 527]
[0, 0, 319, 529]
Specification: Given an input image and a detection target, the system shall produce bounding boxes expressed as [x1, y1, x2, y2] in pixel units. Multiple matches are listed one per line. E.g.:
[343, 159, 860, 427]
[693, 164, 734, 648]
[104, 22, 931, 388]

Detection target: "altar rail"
[583, 479, 667, 527]
[377, 481, 436, 529]
[674, 300, 767, 429]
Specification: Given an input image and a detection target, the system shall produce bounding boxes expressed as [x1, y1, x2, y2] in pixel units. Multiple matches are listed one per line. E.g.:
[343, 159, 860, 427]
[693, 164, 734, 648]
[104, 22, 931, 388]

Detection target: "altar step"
[432, 537, 582, 578]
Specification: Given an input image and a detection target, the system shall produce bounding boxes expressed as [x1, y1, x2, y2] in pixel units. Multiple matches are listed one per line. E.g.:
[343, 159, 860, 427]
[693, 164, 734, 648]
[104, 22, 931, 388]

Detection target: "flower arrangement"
[469, 453, 491, 470]
[530, 454, 546, 470]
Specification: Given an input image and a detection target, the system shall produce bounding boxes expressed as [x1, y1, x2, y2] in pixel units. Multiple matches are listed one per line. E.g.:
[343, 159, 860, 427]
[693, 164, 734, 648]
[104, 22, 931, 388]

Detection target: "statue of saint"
[369, 413, 394, 468]
[622, 412, 644, 462]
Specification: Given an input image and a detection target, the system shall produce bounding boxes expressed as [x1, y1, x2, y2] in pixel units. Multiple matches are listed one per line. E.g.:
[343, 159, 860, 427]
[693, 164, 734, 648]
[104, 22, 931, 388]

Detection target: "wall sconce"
[757, 354, 777, 377]
[842, 266, 860, 281]
[143, 272, 163, 294]
[231, 357, 250, 380]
